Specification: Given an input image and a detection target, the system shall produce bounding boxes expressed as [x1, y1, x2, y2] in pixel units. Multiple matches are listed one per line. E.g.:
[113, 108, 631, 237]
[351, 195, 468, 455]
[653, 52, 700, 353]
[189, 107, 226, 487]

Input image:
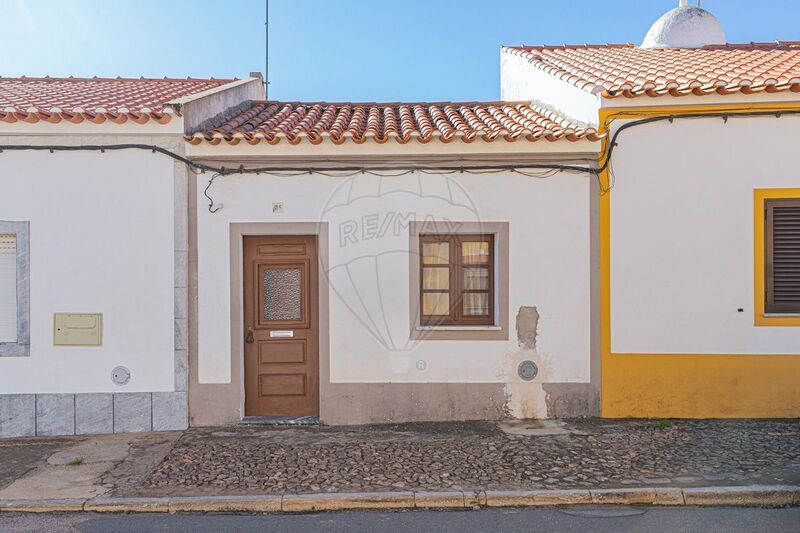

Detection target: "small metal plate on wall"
[53, 313, 103, 346]
[518, 360, 538, 381]
[111, 366, 131, 386]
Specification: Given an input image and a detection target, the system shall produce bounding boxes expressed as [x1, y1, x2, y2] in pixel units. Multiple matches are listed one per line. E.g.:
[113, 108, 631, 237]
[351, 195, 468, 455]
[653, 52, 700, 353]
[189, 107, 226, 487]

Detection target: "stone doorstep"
[0, 486, 797, 514]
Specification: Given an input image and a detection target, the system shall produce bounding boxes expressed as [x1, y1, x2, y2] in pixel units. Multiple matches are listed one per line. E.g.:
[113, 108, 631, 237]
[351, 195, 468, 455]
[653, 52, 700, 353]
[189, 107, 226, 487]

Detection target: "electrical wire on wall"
[596, 107, 800, 196]
[2, 108, 799, 213]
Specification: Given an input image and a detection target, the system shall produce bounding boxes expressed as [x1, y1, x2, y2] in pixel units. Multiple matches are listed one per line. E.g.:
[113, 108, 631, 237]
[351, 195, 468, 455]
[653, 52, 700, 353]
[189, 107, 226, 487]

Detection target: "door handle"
[245, 329, 254, 344]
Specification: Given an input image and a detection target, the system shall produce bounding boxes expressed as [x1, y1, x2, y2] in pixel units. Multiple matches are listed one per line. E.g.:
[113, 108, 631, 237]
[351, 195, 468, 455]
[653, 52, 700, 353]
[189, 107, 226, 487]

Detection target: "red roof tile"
[188, 101, 601, 145]
[504, 42, 800, 98]
[0, 76, 235, 125]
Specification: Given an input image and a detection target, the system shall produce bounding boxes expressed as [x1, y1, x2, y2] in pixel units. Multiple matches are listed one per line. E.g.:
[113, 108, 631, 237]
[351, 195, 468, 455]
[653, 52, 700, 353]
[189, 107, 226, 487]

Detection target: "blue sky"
[2, 1, 797, 101]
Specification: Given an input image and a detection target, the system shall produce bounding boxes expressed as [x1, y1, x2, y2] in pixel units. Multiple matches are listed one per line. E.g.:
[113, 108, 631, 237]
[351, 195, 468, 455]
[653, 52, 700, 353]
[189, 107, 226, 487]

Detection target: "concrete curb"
[682, 485, 799, 507]
[169, 495, 281, 513]
[282, 492, 415, 512]
[0, 485, 797, 514]
[0, 498, 86, 513]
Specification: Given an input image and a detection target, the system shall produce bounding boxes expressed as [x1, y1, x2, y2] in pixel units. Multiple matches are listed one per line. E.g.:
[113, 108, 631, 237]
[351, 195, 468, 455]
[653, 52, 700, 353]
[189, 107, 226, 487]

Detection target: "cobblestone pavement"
[131, 420, 800, 496]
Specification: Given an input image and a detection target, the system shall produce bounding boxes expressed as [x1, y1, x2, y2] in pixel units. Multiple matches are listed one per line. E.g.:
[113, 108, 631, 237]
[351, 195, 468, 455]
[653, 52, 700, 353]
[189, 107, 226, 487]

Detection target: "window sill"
[755, 313, 800, 327]
[416, 325, 502, 331]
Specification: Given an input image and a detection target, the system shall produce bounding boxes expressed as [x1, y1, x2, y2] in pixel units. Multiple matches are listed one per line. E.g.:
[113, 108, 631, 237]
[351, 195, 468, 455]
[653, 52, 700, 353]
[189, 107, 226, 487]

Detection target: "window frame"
[0, 221, 30, 357]
[419, 233, 495, 326]
[409, 221, 509, 341]
[764, 197, 800, 315]
[753, 189, 800, 327]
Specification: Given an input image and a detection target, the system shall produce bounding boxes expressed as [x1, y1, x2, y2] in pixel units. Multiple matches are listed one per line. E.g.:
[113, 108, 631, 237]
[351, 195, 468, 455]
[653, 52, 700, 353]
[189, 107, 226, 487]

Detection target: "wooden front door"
[243, 235, 319, 417]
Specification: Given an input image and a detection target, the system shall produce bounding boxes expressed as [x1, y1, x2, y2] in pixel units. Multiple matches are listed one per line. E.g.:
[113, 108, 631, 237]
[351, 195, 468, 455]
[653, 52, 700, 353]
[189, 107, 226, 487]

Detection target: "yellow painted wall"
[599, 104, 800, 419]
[603, 353, 800, 418]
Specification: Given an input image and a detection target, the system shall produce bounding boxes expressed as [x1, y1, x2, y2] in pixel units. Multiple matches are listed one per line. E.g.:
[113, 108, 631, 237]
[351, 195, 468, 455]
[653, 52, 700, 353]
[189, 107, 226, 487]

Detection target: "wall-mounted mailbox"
[54, 313, 103, 346]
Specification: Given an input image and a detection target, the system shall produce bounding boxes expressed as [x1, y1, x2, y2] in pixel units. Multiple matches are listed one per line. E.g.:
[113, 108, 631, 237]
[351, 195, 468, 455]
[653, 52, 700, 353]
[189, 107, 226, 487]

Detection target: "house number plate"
[270, 330, 294, 338]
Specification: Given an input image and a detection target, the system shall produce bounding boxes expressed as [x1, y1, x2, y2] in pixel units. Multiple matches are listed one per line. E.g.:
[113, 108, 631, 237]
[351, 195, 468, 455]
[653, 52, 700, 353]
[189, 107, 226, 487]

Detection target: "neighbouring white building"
[1, 2, 799, 436]
[0, 75, 265, 435]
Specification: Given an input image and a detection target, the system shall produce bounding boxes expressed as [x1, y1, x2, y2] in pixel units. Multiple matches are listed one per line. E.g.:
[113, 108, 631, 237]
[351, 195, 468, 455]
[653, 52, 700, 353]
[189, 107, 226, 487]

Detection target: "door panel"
[244, 235, 319, 417]
[258, 340, 306, 364]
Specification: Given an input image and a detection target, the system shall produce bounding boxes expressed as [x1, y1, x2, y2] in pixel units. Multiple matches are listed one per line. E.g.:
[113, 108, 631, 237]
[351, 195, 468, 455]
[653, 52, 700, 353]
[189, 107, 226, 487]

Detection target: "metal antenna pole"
[265, 0, 269, 98]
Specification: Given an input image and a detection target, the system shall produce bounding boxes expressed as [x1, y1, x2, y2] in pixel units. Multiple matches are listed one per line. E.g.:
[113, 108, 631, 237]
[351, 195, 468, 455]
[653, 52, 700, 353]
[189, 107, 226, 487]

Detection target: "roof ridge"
[504, 41, 800, 51]
[251, 99, 534, 106]
[703, 40, 800, 50]
[0, 75, 237, 83]
[503, 43, 635, 50]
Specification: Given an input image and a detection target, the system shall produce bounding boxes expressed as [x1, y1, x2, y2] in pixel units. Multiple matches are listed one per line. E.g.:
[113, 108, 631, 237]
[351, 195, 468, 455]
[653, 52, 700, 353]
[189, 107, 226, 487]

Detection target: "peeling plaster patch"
[498, 344, 556, 420]
[516, 306, 539, 350]
[500, 387, 513, 419]
[542, 383, 599, 418]
[504, 382, 548, 419]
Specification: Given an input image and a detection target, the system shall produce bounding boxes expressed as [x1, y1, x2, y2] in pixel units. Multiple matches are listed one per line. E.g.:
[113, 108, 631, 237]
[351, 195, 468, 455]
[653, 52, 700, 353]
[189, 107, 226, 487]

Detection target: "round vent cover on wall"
[518, 360, 538, 381]
[111, 366, 131, 386]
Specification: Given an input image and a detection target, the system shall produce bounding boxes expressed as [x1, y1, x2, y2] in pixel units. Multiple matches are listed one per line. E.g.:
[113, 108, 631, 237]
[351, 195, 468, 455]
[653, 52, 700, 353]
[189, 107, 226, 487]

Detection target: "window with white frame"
[0, 221, 29, 356]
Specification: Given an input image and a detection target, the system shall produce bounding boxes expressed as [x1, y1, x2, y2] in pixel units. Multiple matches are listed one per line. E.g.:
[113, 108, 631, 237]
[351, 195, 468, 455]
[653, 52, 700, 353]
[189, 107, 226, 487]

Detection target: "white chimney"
[641, 1, 726, 48]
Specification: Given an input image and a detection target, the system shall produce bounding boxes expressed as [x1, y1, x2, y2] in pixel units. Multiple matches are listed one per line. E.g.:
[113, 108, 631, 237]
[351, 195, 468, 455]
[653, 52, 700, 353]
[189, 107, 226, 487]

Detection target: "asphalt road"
[1, 506, 798, 532]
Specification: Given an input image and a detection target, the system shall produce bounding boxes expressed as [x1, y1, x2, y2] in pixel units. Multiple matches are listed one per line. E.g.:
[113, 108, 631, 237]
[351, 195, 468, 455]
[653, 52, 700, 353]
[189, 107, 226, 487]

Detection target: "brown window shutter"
[766, 199, 800, 314]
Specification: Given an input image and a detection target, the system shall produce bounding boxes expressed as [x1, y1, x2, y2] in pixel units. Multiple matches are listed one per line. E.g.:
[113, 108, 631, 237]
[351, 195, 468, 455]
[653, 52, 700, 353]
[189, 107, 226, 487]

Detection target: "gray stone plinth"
[35, 394, 75, 436]
[0, 394, 35, 437]
[152, 392, 187, 431]
[113, 393, 152, 433]
[174, 350, 188, 392]
[75, 393, 113, 435]
[174, 287, 188, 319]
[174, 319, 188, 351]
[2, 390, 188, 437]
[174, 251, 188, 288]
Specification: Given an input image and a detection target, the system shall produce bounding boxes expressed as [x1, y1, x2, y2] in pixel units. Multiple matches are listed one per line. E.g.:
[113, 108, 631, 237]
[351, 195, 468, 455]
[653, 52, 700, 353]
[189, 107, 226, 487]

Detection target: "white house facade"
[185, 117, 601, 425]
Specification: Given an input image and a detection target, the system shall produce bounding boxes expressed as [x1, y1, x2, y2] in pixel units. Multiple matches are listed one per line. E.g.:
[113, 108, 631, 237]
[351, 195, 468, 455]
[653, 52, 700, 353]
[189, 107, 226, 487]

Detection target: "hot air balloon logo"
[319, 171, 483, 354]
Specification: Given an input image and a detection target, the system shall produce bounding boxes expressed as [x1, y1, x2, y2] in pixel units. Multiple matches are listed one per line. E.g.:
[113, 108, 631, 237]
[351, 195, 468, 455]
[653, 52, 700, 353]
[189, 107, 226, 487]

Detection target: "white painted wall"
[610, 115, 800, 354]
[500, 49, 601, 127]
[0, 145, 176, 392]
[196, 167, 592, 400]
